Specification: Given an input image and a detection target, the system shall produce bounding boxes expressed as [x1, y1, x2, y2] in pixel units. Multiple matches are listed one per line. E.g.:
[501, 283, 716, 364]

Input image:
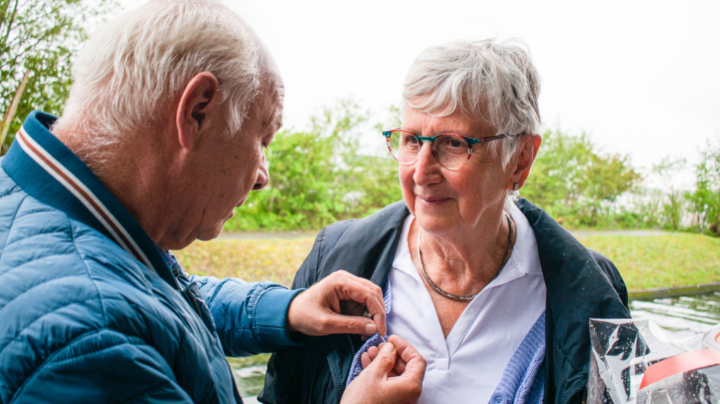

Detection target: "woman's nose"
[413, 142, 442, 185]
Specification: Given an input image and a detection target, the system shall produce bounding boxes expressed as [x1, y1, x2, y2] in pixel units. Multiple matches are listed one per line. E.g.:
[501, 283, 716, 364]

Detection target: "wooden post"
[0, 68, 31, 151]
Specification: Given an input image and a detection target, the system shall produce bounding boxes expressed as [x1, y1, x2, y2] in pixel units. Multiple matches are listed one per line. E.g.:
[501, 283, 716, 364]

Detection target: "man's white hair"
[55, 0, 260, 150]
[403, 39, 541, 170]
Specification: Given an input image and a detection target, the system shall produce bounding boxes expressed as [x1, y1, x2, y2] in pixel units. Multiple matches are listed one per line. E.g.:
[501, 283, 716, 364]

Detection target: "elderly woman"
[260, 40, 631, 404]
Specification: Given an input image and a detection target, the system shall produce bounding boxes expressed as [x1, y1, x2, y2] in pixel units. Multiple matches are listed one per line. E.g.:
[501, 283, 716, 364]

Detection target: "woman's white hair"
[403, 39, 541, 170]
[55, 0, 260, 152]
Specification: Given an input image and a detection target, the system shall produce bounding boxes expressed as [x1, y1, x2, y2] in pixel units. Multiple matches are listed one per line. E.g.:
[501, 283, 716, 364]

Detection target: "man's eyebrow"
[274, 113, 283, 130]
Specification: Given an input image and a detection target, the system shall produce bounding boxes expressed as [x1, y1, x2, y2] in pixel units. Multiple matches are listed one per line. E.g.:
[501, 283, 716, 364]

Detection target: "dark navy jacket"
[260, 200, 631, 404]
[0, 112, 303, 403]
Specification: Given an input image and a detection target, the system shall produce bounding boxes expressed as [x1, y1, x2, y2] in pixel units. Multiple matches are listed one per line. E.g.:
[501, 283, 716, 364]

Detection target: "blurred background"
[3, 0, 720, 234]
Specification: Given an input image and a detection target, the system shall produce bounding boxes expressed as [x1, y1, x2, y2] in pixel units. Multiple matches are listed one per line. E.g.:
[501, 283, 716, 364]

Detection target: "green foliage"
[0, 0, 117, 146]
[652, 156, 687, 230]
[686, 137, 720, 235]
[224, 99, 402, 231]
[221, 100, 715, 235]
[521, 130, 642, 227]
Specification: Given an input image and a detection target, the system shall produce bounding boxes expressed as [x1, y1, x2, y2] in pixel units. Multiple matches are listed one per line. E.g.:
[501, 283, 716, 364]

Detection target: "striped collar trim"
[15, 126, 155, 273]
[2, 111, 178, 289]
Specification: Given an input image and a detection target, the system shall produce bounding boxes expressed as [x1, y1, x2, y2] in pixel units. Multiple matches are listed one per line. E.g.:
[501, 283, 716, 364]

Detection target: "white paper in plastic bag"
[587, 319, 720, 404]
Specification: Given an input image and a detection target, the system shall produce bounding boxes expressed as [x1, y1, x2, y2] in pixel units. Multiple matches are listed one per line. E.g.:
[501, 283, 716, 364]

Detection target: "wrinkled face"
[400, 105, 511, 235]
[192, 80, 283, 242]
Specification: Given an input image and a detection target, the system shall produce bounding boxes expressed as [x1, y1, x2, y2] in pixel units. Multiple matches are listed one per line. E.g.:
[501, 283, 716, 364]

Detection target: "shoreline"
[629, 282, 720, 300]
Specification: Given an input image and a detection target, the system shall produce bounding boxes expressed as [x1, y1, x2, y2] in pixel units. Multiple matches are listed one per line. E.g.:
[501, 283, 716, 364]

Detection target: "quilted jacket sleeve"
[191, 275, 305, 357]
[12, 332, 193, 404]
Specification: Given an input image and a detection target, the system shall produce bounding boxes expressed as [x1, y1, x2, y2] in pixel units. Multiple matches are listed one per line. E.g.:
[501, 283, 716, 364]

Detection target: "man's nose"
[253, 154, 269, 190]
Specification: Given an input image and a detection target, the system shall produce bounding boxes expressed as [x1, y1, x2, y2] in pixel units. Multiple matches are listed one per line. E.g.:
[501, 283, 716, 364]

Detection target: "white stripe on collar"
[16, 127, 157, 274]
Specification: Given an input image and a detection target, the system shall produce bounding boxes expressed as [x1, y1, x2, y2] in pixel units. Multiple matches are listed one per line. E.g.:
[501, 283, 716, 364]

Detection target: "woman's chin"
[415, 212, 457, 235]
[416, 198, 453, 217]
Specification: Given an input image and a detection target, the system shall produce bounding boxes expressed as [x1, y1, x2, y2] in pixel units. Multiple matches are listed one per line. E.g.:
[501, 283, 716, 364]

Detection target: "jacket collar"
[319, 200, 409, 288]
[2, 111, 179, 290]
[514, 198, 631, 404]
[321, 198, 630, 404]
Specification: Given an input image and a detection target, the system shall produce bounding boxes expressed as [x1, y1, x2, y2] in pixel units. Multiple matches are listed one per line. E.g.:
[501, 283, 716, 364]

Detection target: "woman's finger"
[368, 345, 380, 360]
[389, 335, 426, 381]
[361, 352, 371, 369]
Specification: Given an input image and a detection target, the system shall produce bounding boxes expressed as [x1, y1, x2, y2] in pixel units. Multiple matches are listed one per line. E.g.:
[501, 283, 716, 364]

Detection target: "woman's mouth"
[418, 196, 450, 205]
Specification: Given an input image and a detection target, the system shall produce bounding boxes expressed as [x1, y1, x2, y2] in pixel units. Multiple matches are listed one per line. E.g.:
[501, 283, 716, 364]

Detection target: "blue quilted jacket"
[0, 112, 304, 403]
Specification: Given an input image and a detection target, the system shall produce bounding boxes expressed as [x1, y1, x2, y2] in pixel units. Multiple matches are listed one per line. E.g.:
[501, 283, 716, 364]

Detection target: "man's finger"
[331, 271, 386, 335]
[321, 312, 378, 335]
[335, 279, 386, 336]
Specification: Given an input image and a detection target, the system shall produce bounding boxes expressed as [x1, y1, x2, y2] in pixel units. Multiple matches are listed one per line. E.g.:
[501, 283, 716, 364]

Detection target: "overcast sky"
[122, 0, 720, 184]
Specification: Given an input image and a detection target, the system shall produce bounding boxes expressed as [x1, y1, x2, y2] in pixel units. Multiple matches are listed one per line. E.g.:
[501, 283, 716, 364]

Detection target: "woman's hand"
[287, 270, 386, 336]
[362, 341, 407, 377]
[341, 336, 426, 404]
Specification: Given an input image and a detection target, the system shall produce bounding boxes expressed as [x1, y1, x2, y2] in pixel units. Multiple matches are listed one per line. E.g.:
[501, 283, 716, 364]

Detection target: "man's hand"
[287, 270, 386, 336]
[341, 335, 426, 404]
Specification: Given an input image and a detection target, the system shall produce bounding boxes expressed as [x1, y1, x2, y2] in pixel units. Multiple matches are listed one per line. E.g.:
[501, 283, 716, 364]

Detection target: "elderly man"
[0, 0, 424, 403]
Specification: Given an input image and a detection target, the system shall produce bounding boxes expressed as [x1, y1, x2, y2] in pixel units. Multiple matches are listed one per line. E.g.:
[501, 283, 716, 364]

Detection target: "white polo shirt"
[386, 203, 546, 404]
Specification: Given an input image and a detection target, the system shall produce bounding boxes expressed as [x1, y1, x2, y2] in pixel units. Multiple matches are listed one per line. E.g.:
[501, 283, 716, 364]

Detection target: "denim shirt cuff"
[252, 287, 306, 350]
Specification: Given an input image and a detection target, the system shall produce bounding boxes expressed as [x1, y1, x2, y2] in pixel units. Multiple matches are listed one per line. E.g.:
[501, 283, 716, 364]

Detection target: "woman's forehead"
[403, 106, 493, 137]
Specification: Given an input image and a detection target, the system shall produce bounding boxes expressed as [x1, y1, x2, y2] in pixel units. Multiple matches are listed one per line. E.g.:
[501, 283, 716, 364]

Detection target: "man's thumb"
[365, 342, 397, 378]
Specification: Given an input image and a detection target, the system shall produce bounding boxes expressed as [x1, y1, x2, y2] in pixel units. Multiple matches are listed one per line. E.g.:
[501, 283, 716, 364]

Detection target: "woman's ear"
[511, 134, 542, 190]
[176, 72, 221, 150]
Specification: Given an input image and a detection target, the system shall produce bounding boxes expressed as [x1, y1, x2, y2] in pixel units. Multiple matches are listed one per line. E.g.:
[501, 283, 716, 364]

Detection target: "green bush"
[223, 100, 717, 235]
[224, 100, 401, 231]
[521, 130, 642, 228]
[686, 137, 720, 235]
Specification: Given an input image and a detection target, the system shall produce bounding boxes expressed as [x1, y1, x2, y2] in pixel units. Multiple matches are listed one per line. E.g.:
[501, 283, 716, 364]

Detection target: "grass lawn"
[175, 233, 720, 291]
[175, 238, 315, 288]
[577, 233, 720, 291]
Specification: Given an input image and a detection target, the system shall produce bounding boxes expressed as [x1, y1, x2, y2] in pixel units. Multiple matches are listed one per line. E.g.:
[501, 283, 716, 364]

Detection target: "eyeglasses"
[382, 128, 522, 170]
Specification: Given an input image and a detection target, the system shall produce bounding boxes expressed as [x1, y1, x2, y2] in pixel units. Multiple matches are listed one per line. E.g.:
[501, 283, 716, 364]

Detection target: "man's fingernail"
[381, 342, 395, 353]
[365, 323, 378, 335]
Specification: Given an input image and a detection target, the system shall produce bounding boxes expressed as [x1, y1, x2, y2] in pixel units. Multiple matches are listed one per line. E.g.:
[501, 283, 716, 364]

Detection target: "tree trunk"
[0, 68, 31, 153]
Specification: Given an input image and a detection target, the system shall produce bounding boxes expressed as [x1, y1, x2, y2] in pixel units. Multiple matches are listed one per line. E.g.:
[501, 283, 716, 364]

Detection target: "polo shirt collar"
[2, 111, 179, 290]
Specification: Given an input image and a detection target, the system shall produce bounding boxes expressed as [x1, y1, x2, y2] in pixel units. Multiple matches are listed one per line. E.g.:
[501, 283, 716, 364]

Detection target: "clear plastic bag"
[587, 319, 720, 404]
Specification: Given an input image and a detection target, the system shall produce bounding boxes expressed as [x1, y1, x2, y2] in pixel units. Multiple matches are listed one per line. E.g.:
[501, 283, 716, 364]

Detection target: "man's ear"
[176, 72, 221, 150]
[510, 134, 542, 190]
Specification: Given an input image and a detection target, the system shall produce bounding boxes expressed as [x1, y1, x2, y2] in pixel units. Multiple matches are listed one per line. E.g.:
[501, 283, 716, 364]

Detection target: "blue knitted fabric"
[489, 311, 546, 404]
[346, 279, 393, 386]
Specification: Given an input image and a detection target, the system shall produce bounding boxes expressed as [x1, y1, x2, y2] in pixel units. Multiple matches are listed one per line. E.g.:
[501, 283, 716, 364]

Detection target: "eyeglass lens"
[388, 131, 470, 170]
